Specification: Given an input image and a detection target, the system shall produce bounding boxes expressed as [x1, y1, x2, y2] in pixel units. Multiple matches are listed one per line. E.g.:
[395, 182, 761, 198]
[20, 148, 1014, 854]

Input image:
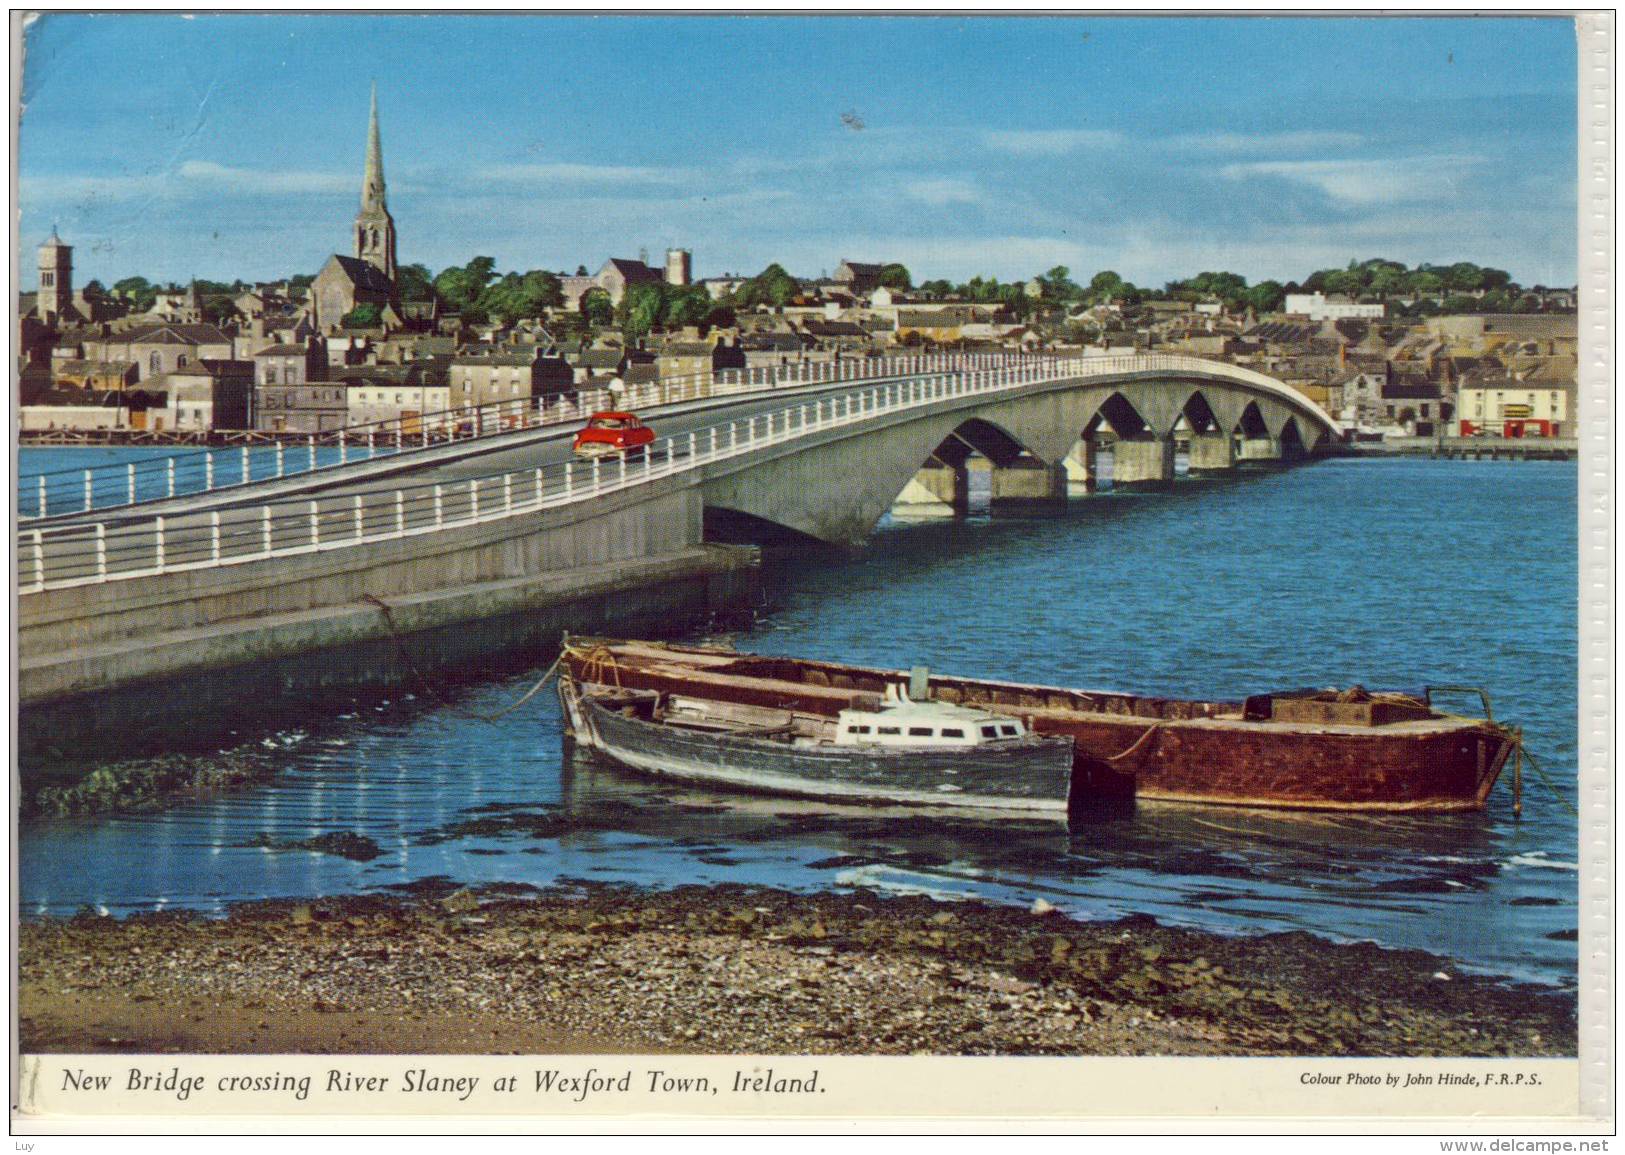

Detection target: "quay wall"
[19, 542, 760, 766]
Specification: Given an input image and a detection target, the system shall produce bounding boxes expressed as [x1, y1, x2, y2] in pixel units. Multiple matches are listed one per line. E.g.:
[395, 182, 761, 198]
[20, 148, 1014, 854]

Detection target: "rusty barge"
[559, 638, 1520, 814]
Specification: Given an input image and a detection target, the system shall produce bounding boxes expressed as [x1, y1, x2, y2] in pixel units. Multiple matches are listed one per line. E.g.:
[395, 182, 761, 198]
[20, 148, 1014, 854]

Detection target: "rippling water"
[18, 454, 1579, 987]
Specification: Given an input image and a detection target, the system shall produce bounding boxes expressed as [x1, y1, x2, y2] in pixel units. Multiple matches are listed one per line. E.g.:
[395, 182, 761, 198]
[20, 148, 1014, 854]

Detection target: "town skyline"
[19, 13, 1580, 291]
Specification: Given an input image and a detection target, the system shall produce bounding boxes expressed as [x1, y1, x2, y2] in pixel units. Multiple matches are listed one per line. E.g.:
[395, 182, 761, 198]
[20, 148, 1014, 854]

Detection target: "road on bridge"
[21, 373, 922, 590]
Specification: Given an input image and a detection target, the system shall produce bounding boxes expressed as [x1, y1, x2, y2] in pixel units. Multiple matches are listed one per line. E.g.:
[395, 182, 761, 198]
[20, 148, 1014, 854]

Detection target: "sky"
[16, 13, 1581, 292]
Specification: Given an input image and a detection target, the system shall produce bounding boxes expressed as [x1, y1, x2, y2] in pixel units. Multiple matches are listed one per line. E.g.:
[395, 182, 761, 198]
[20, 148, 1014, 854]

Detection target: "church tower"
[37, 228, 73, 321]
[354, 84, 397, 282]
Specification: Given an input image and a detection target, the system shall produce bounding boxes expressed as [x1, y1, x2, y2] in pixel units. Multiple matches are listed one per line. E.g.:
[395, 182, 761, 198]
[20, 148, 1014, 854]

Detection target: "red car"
[573, 411, 656, 458]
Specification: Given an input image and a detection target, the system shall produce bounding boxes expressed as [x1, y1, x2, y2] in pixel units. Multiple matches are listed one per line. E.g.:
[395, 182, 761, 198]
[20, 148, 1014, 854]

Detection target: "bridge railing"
[17, 351, 1035, 521]
[18, 353, 1338, 596]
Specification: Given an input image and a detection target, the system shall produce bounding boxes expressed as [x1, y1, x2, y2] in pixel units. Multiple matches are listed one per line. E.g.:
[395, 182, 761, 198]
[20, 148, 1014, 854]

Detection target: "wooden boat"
[559, 678, 1076, 815]
[559, 638, 1520, 814]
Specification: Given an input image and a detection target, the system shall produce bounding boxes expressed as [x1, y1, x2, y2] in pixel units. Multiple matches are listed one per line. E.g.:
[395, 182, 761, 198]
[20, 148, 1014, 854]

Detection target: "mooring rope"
[1517, 738, 1580, 818]
[361, 593, 564, 723]
[1105, 721, 1163, 764]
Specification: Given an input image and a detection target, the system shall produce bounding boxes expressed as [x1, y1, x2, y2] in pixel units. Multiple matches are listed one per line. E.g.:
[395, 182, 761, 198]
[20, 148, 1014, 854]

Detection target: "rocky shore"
[18, 882, 1574, 1057]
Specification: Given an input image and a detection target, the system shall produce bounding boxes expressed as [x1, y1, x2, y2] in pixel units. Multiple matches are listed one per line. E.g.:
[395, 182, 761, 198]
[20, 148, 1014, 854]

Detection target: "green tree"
[1040, 265, 1082, 301]
[580, 288, 614, 328]
[477, 269, 565, 325]
[918, 279, 954, 299]
[1244, 280, 1285, 313]
[617, 282, 666, 338]
[1321, 269, 1365, 297]
[341, 302, 382, 328]
[733, 263, 799, 309]
[878, 263, 912, 290]
[1089, 270, 1125, 299]
[396, 263, 436, 302]
[1445, 262, 1486, 293]
[434, 256, 498, 314]
[113, 276, 158, 312]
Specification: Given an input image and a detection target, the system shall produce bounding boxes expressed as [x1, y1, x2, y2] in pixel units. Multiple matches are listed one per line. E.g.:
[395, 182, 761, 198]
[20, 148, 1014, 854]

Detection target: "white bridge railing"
[17, 352, 1021, 521]
[18, 353, 1337, 596]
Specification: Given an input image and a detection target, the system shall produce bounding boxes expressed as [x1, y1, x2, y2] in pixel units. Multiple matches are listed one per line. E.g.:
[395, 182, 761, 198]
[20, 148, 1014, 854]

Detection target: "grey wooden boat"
[558, 673, 1076, 816]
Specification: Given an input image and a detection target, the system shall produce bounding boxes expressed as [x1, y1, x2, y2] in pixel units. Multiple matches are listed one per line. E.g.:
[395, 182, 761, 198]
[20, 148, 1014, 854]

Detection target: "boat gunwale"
[567, 638, 1506, 739]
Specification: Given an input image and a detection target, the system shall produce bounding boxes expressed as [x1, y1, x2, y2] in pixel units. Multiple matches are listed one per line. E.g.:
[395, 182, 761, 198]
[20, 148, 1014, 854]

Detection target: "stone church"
[310, 86, 400, 332]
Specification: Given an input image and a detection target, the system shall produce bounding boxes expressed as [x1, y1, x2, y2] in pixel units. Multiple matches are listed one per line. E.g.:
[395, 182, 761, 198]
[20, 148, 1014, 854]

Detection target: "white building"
[1284, 292, 1385, 321]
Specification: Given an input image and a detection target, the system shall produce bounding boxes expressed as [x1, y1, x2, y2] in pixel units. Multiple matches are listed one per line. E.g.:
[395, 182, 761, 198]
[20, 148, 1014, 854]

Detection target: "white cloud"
[1164, 130, 1367, 154]
[176, 160, 352, 195]
[475, 162, 700, 186]
[1218, 157, 1482, 205]
[979, 129, 1120, 156]
[903, 179, 985, 207]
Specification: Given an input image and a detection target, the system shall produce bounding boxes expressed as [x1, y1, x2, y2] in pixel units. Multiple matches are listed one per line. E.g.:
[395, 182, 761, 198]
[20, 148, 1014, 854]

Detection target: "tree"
[575, 265, 589, 277]
[733, 263, 799, 309]
[342, 302, 382, 328]
[1367, 264, 1408, 298]
[434, 256, 498, 314]
[396, 263, 436, 303]
[1321, 269, 1364, 297]
[1040, 265, 1082, 301]
[1244, 280, 1285, 314]
[580, 288, 614, 328]
[477, 269, 565, 325]
[615, 282, 661, 337]
[918, 279, 954, 299]
[879, 263, 912, 291]
[82, 278, 106, 298]
[1089, 270, 1125, 299]
[1445, 262, 1486, 293]
[113, 276, 157, 312]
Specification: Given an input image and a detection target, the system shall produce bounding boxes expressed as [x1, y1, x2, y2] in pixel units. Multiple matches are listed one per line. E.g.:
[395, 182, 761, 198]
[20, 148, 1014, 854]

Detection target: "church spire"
[353, 82, 397, 282]
[362, 82, 386, 211]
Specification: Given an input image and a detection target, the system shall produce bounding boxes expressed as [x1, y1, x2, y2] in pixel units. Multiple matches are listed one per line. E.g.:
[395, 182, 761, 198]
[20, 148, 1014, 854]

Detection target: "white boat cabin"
[832, 685, 1030, 748]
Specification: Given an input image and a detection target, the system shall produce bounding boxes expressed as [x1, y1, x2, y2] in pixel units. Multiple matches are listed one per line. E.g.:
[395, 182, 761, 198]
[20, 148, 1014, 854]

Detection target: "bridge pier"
[891, 459, 968, 517]
[988, 458, 1067, 515]
[1062, 440, 1098, 493]
[1238, 437, 1283, 466]
[1111, 437, 1175, 489]
[1187, 432, 1236, 473]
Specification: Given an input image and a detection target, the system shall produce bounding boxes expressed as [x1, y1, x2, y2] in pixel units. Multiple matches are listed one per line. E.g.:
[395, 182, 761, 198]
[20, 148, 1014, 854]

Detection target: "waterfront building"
[254, 340, 328, 388]
[83, 322, 234, 382]
[151, 360, 255, 431]
[448, 348, 574, 409]
[1283, 292, 1386, 321]
[1457, 377, 1576, 438]
[342, 365, 452, 432]
[254, 380, 349, 433]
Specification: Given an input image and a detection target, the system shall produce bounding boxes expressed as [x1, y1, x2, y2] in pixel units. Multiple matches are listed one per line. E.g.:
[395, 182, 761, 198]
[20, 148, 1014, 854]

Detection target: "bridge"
[17, 352, 1339, 747]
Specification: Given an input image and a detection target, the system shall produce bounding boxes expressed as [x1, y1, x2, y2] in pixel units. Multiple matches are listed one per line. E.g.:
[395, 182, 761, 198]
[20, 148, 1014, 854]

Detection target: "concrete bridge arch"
[699, 366, 1337, 545]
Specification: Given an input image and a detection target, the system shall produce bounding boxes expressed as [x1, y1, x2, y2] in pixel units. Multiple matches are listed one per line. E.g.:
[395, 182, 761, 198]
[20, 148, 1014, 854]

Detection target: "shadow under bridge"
[696, 364, 1339, 547]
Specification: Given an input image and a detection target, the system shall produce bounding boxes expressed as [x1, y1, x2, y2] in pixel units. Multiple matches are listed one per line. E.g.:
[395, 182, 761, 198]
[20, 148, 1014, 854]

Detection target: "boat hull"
[560, 640, 1517, 813]
[564, 681, 1075, 816]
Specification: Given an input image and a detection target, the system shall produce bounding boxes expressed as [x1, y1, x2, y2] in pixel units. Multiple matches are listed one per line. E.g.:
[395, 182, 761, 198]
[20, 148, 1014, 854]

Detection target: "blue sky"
[18, 14, 1580, 291]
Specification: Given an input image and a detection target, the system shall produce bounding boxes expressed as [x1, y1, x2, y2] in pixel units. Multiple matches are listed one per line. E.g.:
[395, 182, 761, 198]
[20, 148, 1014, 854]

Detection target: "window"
[1385, 405, 1395, 417]
[877, 726, 900, 736]
[980, 726, 999, 738]
[999, 725, 1019, 736]
[150, 352, 162, 374]
[907, 727, 933, 737]
[42, 272, 53, 287]
[940, 728, 965, 739]
[848, 724, 871, 735]
[1420, 404, 1430, 418]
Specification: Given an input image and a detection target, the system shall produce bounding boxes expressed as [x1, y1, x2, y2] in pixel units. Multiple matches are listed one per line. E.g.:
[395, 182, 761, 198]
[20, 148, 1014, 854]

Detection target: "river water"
[18, 452, 1580, 988]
